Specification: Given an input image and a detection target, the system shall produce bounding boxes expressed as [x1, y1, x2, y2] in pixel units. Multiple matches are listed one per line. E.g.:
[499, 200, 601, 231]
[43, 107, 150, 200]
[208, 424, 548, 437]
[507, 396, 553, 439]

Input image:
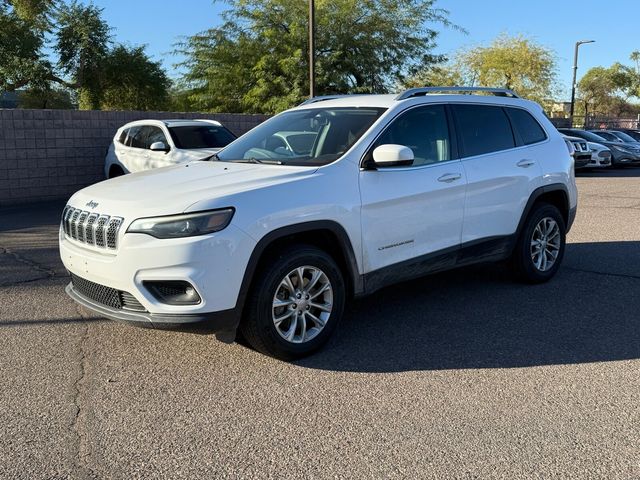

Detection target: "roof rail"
[299, 95, 351, 106]
[396, 86, 519, 101]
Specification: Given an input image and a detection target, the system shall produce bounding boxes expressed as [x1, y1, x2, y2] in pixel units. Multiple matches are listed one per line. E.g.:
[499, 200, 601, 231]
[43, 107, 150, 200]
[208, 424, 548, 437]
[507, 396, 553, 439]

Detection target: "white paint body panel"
[62, 93, 577, 318]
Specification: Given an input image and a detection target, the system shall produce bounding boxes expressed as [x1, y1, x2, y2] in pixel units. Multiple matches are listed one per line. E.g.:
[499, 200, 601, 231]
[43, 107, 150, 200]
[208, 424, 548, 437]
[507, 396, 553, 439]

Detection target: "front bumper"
[66, 282, 239, 338]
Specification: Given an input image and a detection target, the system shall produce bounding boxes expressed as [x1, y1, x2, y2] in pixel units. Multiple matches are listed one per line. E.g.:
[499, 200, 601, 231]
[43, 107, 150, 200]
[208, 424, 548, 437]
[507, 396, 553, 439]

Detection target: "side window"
[146, 126, 168, 148]
[118, 128, 128, 144]
[129, 126, 148, 149]
[372, 104, 451, 167]
[453, 104, 515, 157]
[506, 108, 547, 145]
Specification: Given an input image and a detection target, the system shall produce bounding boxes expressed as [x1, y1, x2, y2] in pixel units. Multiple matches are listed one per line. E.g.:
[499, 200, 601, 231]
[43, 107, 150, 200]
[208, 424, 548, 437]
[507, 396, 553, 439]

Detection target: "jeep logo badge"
[86, 200, 99, 209]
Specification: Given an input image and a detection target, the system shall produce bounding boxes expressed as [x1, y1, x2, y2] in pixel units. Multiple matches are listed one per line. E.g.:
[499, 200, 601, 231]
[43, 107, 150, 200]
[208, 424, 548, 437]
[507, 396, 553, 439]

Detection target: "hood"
[68, 161, 317, 219]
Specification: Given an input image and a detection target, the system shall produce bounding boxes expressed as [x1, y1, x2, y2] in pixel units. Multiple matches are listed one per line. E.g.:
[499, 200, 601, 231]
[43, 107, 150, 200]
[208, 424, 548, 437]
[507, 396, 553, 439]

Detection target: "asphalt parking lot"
[1, 170, 639, 479]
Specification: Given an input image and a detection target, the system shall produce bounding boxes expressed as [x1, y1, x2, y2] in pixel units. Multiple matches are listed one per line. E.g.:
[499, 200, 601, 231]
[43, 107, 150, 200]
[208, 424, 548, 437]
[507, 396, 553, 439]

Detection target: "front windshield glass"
[217, 107, 387, 166]
[169, 125, 236, 149]
[591, 131, 620, 142]
[611, 131, 638, 143]
[567, 130, 610, 142]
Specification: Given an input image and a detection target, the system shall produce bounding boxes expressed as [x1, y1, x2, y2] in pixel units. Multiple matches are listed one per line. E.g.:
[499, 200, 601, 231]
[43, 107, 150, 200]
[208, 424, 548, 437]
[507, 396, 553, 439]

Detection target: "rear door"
[452, 104, 544, 244]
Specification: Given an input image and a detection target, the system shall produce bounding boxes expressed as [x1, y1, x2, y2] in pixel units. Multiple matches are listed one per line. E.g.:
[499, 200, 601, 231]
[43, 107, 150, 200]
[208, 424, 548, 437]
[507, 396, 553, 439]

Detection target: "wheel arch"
[235, 221, 363, 318]
[516, 184, 572, 240]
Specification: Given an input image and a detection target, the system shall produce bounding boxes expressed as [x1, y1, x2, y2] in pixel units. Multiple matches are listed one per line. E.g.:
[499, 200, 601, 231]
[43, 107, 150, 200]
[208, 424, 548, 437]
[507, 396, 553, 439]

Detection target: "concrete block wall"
[0, 109, 269, 207]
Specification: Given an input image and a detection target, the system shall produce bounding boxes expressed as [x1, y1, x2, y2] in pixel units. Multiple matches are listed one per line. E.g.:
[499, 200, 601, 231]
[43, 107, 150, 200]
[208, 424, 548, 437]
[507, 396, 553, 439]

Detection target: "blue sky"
[86, 0, 639, 100]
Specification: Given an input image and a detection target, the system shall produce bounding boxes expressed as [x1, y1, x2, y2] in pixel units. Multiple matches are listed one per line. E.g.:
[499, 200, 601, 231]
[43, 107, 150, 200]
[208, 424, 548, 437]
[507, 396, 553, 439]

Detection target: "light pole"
[309, 0, 316, 98]
[569, 39, 595, 127]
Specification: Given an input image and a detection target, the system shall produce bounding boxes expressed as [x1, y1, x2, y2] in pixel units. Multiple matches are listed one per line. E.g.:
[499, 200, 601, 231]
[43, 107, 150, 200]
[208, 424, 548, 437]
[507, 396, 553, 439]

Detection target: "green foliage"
[1, 0, 171, 111]
[177, 0, 455, 113]
[18, 85, 74, 108]
[411, 34, 558, 105]
[578, 62, 637, 116]
[402, 65, 464, 89]
[100, 45, 171, 111]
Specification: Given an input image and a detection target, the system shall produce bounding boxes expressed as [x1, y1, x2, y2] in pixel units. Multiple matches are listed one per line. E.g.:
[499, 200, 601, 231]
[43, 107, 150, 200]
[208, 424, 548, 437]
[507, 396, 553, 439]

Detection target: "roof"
[120, 118, 223, 129]
[296, 93, 537, 109]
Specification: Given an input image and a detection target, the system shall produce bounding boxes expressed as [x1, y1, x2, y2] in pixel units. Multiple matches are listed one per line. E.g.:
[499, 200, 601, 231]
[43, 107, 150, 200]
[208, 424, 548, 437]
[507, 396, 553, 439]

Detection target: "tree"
[578, 63, 636, 117]
[1, 0, 171, 110]
[100, 45, 171, 111]
[177, 0, 456, 113]
[405, 34, 558, 105]
[401, 65, 463, 89]
[18, 85, 74, 109]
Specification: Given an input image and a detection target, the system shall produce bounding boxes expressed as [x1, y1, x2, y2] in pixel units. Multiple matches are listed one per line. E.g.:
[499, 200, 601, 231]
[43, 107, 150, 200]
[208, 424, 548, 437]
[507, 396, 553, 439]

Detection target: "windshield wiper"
[228, 157, 283, 165]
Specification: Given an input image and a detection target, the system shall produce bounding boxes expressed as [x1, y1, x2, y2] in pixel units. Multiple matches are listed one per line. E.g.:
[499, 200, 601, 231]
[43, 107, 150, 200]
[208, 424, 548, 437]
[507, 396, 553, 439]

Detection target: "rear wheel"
[240, 245, 345, 360]
[512, 203, 566, 283]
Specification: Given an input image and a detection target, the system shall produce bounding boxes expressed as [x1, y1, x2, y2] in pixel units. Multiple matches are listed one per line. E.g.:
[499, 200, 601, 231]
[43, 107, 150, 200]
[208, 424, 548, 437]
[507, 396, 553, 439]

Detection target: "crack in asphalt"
[0, 246, 57, 286]
[564, 266, 640, 281]
[70, 304, 95, 480]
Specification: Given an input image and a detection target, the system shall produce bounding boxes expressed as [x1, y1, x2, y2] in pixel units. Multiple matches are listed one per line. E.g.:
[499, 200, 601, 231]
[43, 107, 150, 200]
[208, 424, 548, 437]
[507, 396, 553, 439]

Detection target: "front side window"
[216, 107, 386, 166]
[369, 104, 451, 166]
[506, 108, 547, 145]
[453, 104, 515, 157]
[146, 126, 168, 147]
[169, 125, 236, 149]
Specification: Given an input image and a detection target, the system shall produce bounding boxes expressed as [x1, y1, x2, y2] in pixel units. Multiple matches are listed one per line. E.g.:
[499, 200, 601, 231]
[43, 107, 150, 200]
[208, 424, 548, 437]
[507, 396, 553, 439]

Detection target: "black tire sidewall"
[515, 203, 566, 283]
[243, 246, 345, 359]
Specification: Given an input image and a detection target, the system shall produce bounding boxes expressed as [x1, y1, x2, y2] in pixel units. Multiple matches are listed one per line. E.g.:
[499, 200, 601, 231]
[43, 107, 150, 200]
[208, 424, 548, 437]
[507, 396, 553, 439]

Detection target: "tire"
[239, 245, 345, 360]
[108, 165, 124, 178]
[512, 202, 566, 284]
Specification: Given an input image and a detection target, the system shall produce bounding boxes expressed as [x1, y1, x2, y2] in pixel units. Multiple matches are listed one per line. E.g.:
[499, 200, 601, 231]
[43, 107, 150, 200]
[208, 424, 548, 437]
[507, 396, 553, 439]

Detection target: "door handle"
[517, 159, 536, 168]
[437, 173, 462, 183]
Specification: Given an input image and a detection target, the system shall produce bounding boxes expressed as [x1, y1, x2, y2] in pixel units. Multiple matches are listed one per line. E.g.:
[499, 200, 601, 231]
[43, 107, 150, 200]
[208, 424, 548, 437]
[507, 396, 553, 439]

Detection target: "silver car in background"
[586, 142, 612, 168]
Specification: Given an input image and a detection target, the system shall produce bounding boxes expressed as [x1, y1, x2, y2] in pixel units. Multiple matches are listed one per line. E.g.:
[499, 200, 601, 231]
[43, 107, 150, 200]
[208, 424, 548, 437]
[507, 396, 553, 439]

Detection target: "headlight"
[127, 208, 234, 239]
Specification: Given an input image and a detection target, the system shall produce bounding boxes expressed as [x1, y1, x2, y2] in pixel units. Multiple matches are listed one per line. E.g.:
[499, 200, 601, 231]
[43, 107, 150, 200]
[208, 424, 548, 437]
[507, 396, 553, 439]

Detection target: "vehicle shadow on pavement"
[296, 241, 640, 373]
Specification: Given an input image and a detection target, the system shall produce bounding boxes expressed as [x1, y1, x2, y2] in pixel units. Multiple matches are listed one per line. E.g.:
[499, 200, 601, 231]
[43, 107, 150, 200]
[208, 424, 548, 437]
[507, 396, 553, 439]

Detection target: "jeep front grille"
[62, 206, 123, 250]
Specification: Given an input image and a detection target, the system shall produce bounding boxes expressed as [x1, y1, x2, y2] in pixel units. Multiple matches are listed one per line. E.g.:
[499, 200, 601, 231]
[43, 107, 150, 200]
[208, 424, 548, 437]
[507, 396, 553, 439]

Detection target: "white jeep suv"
[60, 87, 577, 360]
[105, 119, 236, 178]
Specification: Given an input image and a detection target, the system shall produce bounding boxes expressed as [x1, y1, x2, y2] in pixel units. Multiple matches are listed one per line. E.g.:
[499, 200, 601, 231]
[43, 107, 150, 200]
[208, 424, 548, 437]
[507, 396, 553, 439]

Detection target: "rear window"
[169, 125, 237, 149]
[452, 104, 515, 157]
[506, 108, 547, 145]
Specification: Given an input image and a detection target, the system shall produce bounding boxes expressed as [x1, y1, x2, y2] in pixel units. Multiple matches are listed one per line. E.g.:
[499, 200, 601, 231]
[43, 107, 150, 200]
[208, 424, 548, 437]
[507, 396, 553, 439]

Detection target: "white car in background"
[586, 142, 612, 168]
[105, 119, 236, 178]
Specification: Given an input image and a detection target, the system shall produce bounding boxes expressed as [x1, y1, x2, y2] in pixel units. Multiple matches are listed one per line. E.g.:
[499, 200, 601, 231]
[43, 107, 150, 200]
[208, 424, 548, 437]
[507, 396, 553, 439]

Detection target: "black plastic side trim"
[363, 235, 514, 295]
[235, 221, 363, 309]
[514, 184, 571, 238]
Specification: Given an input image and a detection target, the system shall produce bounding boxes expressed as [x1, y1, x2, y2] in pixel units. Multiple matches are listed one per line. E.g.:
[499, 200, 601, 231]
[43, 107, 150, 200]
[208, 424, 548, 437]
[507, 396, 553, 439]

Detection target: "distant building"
[0, 91, 20, 109]
[549, 101, 571, 119]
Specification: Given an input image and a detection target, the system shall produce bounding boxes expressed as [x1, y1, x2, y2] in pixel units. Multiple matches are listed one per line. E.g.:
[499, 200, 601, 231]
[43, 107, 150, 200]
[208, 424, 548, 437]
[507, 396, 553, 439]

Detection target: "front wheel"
[240, 245, 345, 360]
[512, 203, 566, 283]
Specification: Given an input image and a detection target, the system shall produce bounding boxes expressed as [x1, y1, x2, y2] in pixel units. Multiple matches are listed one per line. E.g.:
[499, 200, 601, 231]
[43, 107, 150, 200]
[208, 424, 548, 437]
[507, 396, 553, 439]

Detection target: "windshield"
[610, 131, 638, 143]
[169, 125, 236, 149]
[216, 107, 387, 166]
[563, 130, 610, 142]
[590, 131, 621, 142]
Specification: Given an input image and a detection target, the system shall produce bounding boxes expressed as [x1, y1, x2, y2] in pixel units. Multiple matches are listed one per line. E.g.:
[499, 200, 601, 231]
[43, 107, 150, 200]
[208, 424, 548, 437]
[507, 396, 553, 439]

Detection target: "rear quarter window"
[506, 108, 547, 145]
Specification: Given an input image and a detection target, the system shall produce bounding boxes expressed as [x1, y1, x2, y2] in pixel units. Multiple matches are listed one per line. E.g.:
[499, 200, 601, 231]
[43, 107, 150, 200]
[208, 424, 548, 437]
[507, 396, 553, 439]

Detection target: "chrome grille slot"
[61, 206, 124, 251]
[94, 215, 110, 247]
[84, 213, 99, 245]
[106, 217, 123, 250]
[76, 211, 89, 242]
[69, 210, 81, 239]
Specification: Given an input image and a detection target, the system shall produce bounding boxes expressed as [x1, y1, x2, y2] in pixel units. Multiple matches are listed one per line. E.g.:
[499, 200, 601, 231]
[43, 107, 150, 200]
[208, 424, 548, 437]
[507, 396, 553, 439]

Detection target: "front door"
[359, 104, 467, 275]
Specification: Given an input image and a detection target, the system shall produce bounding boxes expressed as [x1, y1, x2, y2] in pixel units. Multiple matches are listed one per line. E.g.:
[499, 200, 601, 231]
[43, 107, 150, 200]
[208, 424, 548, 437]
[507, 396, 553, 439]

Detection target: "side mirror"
[372, 144, 414, 168]
[150, 141, 169, 152]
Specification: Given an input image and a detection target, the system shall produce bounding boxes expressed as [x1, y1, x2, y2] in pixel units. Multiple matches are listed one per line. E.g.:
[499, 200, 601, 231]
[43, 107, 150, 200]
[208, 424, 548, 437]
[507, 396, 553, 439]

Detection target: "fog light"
[144, 281, 201, 305]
